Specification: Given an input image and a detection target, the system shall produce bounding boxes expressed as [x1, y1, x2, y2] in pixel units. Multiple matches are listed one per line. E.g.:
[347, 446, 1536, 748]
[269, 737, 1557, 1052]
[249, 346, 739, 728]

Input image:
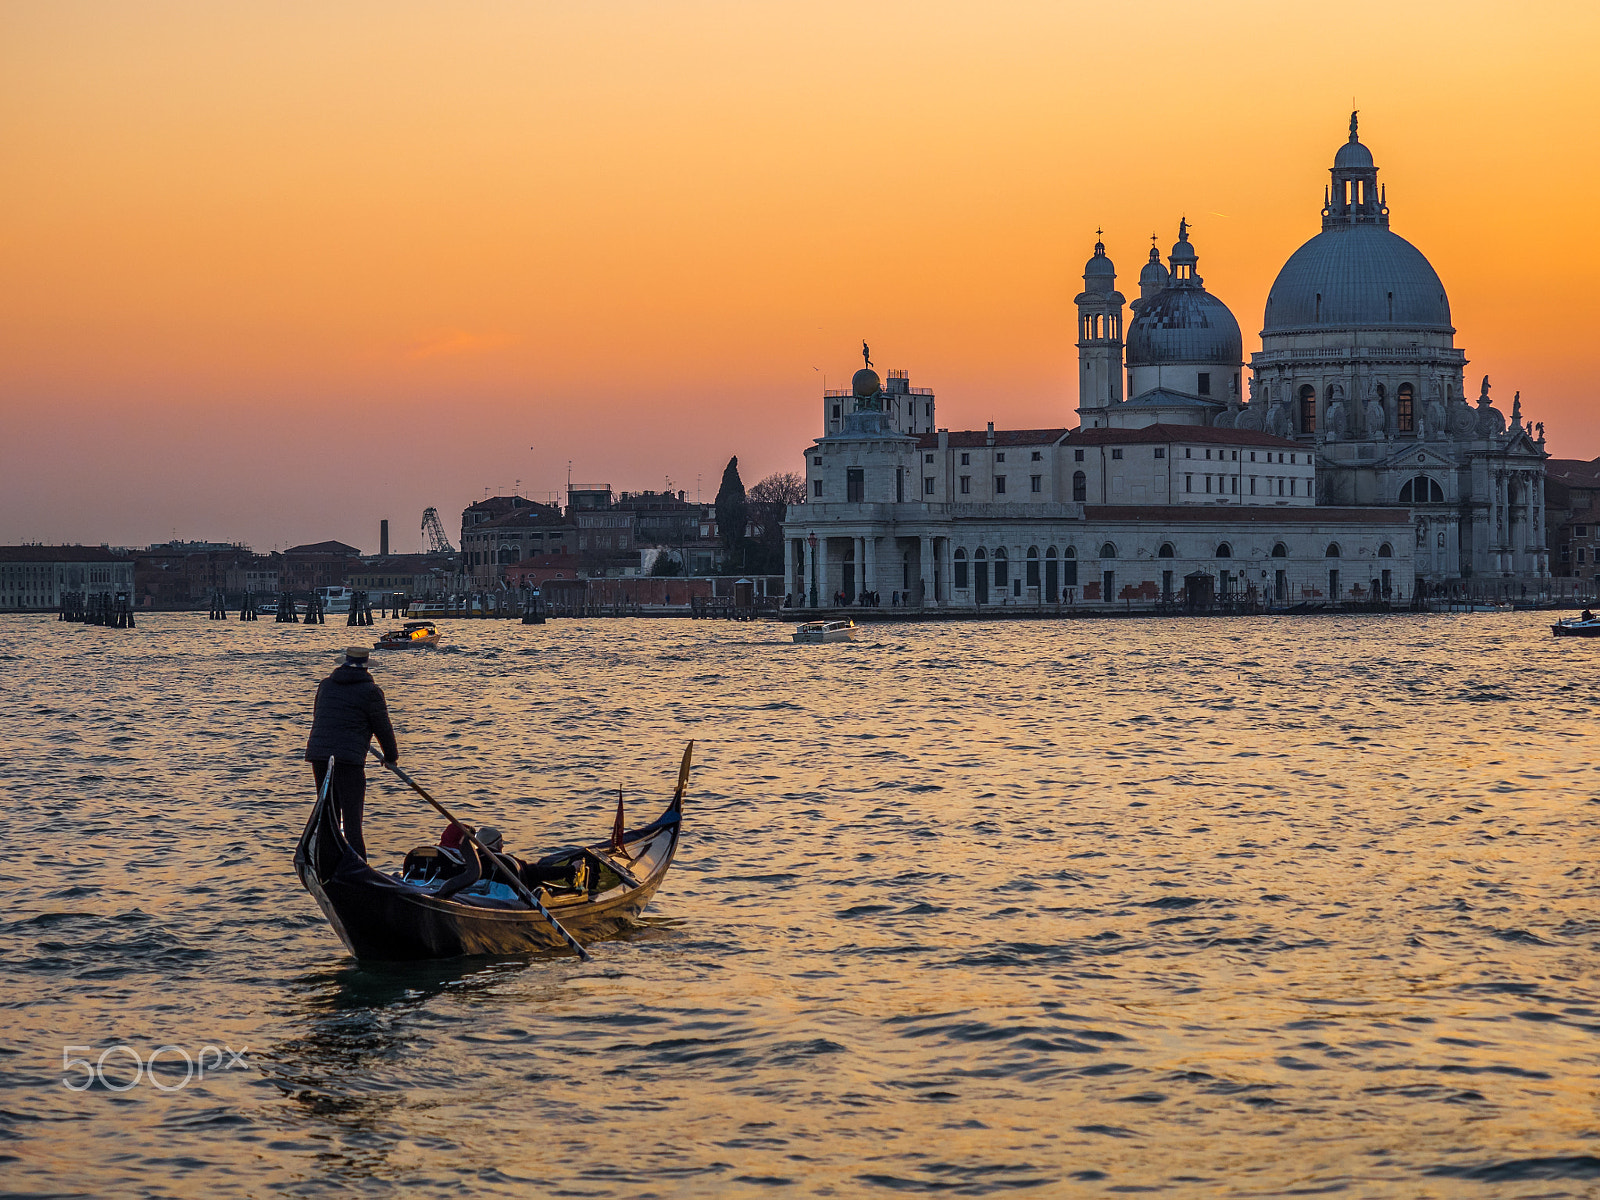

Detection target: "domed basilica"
[1076, 114, 1549, 585]
[784, 115, 1544, 615]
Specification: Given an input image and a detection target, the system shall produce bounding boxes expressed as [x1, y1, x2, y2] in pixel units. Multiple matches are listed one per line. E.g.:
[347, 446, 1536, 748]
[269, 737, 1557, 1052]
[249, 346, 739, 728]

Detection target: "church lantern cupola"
[1074, 233, 1125, 423]
[1323, 111, 1389, 230]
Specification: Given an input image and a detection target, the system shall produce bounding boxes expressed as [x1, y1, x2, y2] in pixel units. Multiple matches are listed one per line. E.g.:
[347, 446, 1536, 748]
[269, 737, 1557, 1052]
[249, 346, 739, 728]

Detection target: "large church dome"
[1263, 224, 1451, 333]
[1262, 115, 1453, 335]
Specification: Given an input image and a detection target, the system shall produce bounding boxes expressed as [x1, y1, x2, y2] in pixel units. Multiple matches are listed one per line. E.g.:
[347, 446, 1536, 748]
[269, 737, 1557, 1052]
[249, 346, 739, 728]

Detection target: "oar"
[368, 749, 590, 961]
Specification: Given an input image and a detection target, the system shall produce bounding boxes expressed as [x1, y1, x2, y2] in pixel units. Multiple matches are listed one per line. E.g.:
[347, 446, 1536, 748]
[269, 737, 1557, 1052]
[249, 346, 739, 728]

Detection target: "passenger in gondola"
[436, 825, 506, 898]
[1583, 609, 1595, 623]
[304, 645, 399, 860]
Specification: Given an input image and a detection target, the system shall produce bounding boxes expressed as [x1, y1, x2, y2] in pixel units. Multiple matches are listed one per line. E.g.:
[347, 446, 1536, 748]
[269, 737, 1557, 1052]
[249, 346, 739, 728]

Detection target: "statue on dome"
[1474, 374, 1505, 436]
[1511, 390, 1523, 427]
[1350, 110, 1359, 140]
[862, 341, 872, 369]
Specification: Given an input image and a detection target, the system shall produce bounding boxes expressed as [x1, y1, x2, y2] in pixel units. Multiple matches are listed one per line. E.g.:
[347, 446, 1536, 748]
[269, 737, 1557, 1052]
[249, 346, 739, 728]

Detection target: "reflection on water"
[4, 612, 1600, 1196]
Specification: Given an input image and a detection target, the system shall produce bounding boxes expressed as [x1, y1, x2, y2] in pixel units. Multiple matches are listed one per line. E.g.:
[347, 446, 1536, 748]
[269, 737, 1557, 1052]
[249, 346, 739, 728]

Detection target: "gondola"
[294, 744, 690, 961]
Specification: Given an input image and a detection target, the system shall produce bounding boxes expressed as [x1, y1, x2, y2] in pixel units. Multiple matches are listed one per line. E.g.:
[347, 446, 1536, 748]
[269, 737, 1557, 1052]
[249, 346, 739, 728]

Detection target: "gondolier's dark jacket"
[304, 665, 399, 766]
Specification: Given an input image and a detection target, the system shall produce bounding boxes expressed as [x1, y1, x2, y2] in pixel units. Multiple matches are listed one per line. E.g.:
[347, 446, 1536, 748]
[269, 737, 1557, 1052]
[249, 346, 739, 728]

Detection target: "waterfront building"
[281, 541, 362, 595]
[785, 369, 1410, 608]
[347, 554, 456, 599]
[459, 500, 573, 586]
[785, 115, 1551, 606]
[0, 546, 133, 612]
[1545, 458, 1600, 593]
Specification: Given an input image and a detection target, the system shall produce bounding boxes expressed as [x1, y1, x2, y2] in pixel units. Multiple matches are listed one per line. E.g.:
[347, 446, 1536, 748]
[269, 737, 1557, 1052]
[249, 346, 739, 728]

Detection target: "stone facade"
[0, 546, 134, 612]
[785, 377, 1411, 610]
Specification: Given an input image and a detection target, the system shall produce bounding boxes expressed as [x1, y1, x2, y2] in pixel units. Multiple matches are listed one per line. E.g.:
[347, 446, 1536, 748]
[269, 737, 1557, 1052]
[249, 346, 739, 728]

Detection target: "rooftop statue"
[1479, 374, 1491, 405]
[862, 340, 872, 369]
[1511, 390, 1522, 427]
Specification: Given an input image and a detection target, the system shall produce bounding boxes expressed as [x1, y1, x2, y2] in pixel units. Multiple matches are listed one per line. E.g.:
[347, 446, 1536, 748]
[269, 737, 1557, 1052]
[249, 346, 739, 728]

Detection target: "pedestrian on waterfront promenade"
[304, 645, 398, 860]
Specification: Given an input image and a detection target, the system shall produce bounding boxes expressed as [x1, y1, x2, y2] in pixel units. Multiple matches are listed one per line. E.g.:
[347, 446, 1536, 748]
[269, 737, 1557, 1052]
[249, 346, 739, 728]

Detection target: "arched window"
[1100, 542, 1117, 559]
[1072, 471, 1087, 502]
[974, 547, 986, 560]
[498, 546, 518, 565]
[1378, 543, 1392, 558]
[1398, 475, 1445, 503]
[954, 548, 968, 589]
[1026, 546, 1040, 588]
[1064, 546, 1077, 559]
[1215, 542, 1232, 558]
[1397, 383, 1414, 433]
[1299, 384, 1317, 433]
[1271, 542, 1288, 558]
[994, 547, 1008, 588]
[1158, 543, 1175, 558]
[1045, 546, 1057, 560]
[1325, 543, 1341, 558]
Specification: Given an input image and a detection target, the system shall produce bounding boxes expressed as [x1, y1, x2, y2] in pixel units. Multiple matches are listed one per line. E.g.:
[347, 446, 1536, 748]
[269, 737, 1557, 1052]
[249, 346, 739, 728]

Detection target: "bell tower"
[1075, 234, 1125, 428]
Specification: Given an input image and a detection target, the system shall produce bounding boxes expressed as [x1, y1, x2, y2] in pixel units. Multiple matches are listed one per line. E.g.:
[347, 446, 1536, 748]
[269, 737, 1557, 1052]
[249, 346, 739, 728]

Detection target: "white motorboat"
[1428, 600, 1513, 613]
[793, 619, 859, 644]
[314, 586, 355, 615]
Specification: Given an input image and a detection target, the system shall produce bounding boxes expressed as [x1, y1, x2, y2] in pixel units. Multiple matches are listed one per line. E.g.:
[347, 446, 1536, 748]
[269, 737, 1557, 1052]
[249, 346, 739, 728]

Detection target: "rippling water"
[5, 611, 1600, 1197]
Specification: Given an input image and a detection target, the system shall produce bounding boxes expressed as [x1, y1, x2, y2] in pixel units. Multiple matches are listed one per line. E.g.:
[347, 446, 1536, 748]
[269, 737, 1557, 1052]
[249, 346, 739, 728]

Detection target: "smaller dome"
[852, 368, 882, 398]
[1084, 240, 1115, 283]
[1334, 138, 1374, 169]
[1138, 246, 1169, 292]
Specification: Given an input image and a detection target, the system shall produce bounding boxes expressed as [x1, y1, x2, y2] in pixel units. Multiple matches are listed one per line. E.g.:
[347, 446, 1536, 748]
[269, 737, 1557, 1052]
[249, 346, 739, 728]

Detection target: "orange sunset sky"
[2, 1, 1596, 551]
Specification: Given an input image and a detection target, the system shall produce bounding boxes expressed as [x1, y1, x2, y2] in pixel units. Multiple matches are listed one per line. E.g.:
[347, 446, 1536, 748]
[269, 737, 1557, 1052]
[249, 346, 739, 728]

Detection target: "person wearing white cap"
[304, 645, 399, 859]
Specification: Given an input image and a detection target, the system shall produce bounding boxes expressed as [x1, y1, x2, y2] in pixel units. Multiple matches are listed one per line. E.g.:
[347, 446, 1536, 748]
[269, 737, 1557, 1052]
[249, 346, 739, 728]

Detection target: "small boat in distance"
[793, 619, 859, 644]
[1429, 600, 1513, 613]
[374, 620, 443, 650]
[1552, 615, 1600, 638]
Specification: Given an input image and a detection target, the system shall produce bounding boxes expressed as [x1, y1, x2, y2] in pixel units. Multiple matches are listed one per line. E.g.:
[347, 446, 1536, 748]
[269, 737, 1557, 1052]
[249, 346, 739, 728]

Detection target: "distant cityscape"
[0, 464, 804, 613]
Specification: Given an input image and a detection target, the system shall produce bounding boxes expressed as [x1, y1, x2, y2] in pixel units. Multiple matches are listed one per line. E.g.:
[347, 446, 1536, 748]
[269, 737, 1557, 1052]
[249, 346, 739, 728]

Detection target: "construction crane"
[421, 507, 456, 554]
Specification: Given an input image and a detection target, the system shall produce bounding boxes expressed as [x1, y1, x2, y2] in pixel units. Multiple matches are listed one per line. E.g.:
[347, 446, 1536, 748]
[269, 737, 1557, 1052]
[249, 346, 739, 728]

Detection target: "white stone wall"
[784, 510, 1414, 608]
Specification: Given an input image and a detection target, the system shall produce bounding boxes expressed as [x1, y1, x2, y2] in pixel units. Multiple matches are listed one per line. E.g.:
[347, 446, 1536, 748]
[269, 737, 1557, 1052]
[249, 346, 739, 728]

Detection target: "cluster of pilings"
[346, 591, 374, 626]
[239, 593, 258, 620]
[59, 591, 136, 628]
[208, 589, 228, 619]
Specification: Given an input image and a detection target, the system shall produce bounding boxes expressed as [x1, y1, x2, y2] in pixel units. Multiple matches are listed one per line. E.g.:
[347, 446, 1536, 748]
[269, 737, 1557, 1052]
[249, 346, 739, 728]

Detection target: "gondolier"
[305, 645, 398, 859]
